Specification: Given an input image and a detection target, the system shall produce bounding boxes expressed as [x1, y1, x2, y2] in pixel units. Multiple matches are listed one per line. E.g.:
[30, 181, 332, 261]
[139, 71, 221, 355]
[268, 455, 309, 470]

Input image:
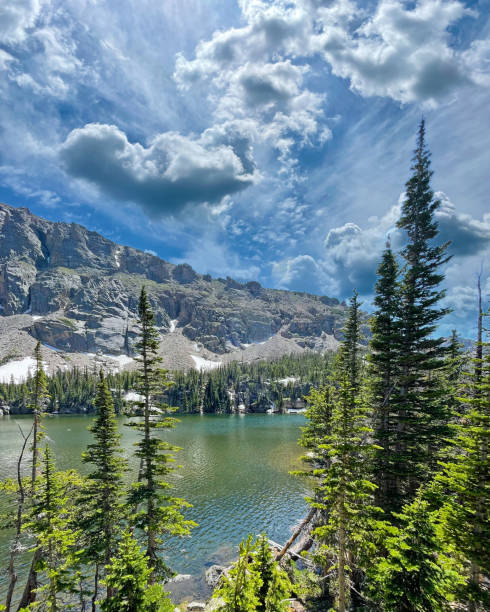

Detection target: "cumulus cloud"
[316, 0, 485, 105]
[273, 194, 490, 299]
[60, 123, 259, 216]
[435, 192, 490, 256]
[272, 254, 329, 294]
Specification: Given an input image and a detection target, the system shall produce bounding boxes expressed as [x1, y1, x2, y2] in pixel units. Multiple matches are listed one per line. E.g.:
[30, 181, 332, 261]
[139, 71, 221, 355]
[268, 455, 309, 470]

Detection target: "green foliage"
[214, 535, 262, 611]
[76, 371, 127, 600]
[101, 529, 174, 612]
[391, 119, 451, 503]
[370, 497, 459, 611]
[29, 342, 50, 490]
[437, 319, 490, 607]
[26, 446, 82, 611]
[251, 535, 291, 612]
[127, 286, 195, 580]
[299, 292, 381, 610]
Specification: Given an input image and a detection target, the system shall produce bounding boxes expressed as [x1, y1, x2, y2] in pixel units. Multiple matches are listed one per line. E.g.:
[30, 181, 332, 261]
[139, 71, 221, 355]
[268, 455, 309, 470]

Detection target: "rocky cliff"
[0, 202, 346, 376]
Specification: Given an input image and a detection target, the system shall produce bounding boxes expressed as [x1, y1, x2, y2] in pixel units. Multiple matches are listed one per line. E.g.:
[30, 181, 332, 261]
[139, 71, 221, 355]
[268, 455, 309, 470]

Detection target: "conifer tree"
[77, 372, 127, 610]
[128, 286, 195, 581]
[26, 446, 81, 612]
[101, 529, 174, 612]
[251, 535, 291, 612]
[302, 292, 379, 610]
[369, 245, 400, 511]
[391, 119, 451, 508]
[438, 310, 489, 609]
[29, 341, 49, 494]
[371, 496, 456, 611]
[214, 535, 262, 611]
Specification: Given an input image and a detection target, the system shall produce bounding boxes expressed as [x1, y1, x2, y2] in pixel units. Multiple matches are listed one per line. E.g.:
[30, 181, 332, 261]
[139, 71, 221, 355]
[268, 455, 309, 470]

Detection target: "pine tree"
[127, 286, 195, 581]
[214, 535, 262, 611]
[303, 292, 379, 610]
[391, 119, 451, 508]
[29, 341, 50, 494]
[438, 309, 489, 609]
[26, 446, 81, 612]
[251, 535, 291, 612]
[369, 245, 400, 512]
[371, 496, 456, 611]
[101, 529, 174, 612]
[77, 372, 127, 610]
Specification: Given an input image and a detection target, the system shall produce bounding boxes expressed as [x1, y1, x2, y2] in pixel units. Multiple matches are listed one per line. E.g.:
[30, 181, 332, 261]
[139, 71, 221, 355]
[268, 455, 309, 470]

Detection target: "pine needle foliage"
[438, 316, 490, 608]
[101, 529, 174, 612]
[127, 286, 195, 581]
[391, 119, 451, 504]
[26, 446, 82, 611]
[29, 341, 50, 492]
[77, 371, 127, 605]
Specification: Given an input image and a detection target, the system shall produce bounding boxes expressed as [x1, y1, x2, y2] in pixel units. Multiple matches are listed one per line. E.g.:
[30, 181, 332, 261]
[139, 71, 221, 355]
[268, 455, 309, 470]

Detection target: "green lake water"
[0, 413, 309, 602]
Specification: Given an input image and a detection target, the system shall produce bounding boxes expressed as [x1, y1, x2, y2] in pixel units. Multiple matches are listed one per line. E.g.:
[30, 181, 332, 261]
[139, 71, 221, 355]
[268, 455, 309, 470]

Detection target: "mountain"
[0, 202, 346, 378]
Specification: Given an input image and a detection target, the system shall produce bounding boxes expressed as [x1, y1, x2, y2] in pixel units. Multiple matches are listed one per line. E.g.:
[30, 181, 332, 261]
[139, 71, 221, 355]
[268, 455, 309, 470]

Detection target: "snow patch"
[32, 315, 43, 321]
[123, 391, 144, 402]
[0, 357, 37, 383]
[23, 307, 32, 314]
[169, 319, 178, 333]
[114, 248, 121, 268]
[277, 376, 298, 385]
[191, 355, 222, 371]
[109, 354, 134, 368]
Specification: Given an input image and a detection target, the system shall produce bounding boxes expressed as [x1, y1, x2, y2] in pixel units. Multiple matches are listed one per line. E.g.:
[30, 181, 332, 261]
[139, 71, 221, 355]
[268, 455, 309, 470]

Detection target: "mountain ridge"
[0, 202, 345, 377]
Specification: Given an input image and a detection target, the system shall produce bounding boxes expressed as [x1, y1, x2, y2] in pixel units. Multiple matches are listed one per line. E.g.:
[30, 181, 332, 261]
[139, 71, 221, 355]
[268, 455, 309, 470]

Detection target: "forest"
[0, 121, 488, 611]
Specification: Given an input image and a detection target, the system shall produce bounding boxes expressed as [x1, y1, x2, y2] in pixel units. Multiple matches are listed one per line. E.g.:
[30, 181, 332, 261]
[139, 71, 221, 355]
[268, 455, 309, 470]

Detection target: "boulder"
[205, 565, 227, 588]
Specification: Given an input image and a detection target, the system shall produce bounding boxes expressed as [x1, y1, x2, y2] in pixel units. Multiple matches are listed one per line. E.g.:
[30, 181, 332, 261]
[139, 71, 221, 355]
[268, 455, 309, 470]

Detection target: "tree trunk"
[275, 508, 316, 561]
[17, 549, 40, 611]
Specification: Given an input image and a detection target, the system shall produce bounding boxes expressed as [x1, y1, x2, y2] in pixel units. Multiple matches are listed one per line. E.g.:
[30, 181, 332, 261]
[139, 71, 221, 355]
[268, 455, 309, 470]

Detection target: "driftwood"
[275, 507, 316, 562]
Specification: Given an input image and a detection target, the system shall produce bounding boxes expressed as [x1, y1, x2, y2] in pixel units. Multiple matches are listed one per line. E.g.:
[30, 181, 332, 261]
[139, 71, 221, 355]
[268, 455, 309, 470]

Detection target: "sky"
[0, 0, 489, 338]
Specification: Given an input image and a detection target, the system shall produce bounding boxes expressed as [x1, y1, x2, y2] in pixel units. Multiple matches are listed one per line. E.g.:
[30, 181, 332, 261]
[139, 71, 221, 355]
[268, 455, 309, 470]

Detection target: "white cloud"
[316, 0, 485, 105]
[0, 0, 42, 44]
[60, 123, 259, 216]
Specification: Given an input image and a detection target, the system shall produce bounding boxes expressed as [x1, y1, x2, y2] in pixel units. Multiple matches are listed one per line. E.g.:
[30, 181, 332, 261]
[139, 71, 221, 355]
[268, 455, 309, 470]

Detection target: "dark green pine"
[392, 119, 451, 506]
[127, 286, 195, 582]
[77, 371, 127, 608]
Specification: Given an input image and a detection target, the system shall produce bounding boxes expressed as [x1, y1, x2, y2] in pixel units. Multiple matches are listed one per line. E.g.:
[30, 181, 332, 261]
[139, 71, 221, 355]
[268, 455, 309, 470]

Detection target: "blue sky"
[0, 0, 489, 337]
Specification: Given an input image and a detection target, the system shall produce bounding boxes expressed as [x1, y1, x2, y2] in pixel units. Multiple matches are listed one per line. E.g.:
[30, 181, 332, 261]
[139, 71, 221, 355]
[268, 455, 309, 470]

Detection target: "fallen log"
[275, 507, 316, 562]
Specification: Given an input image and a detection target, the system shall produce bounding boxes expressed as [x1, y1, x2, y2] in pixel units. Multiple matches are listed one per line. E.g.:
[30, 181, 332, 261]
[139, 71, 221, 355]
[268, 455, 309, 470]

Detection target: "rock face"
[0, 202, 347, 369]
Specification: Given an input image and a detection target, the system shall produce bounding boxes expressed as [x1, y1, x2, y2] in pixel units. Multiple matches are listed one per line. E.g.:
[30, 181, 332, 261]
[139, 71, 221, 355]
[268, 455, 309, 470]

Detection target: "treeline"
[0, 352, 334, 415]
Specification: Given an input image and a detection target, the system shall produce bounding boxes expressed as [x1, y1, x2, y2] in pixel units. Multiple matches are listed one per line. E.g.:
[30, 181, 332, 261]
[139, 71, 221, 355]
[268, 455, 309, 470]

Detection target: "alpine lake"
[0, 413, 309, 604]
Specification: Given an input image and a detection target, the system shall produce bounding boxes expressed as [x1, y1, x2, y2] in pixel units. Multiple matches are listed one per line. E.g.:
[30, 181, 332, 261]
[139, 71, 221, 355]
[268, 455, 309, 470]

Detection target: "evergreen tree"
[302, 292, 379, 610]
[77, 372, 127, 610]
[251, 535, 291, 612]
[369, 245, 400, 511]
[391, 119, 451, 508]
[29, 341, 50, 494]
[371, 496, 457, 611]
[127, 286, 195, 581]
[26, 447, 81, 611]
[101, 529, 173, 612]
[214, 535, 262, 611]
[438, 311, 489, 609]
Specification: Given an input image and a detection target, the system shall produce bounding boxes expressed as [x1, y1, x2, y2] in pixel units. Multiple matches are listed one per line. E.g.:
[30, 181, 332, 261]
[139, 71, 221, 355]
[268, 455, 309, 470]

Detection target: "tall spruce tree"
[438, 309, 489, 609]
[29, 341, 49, 494]
[127, 286, 195, 581]
[391, 119, 451, 508]
[77, 372, 127, 610]
[369, 245, 400, 511]
[302, 292, 379, 610]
